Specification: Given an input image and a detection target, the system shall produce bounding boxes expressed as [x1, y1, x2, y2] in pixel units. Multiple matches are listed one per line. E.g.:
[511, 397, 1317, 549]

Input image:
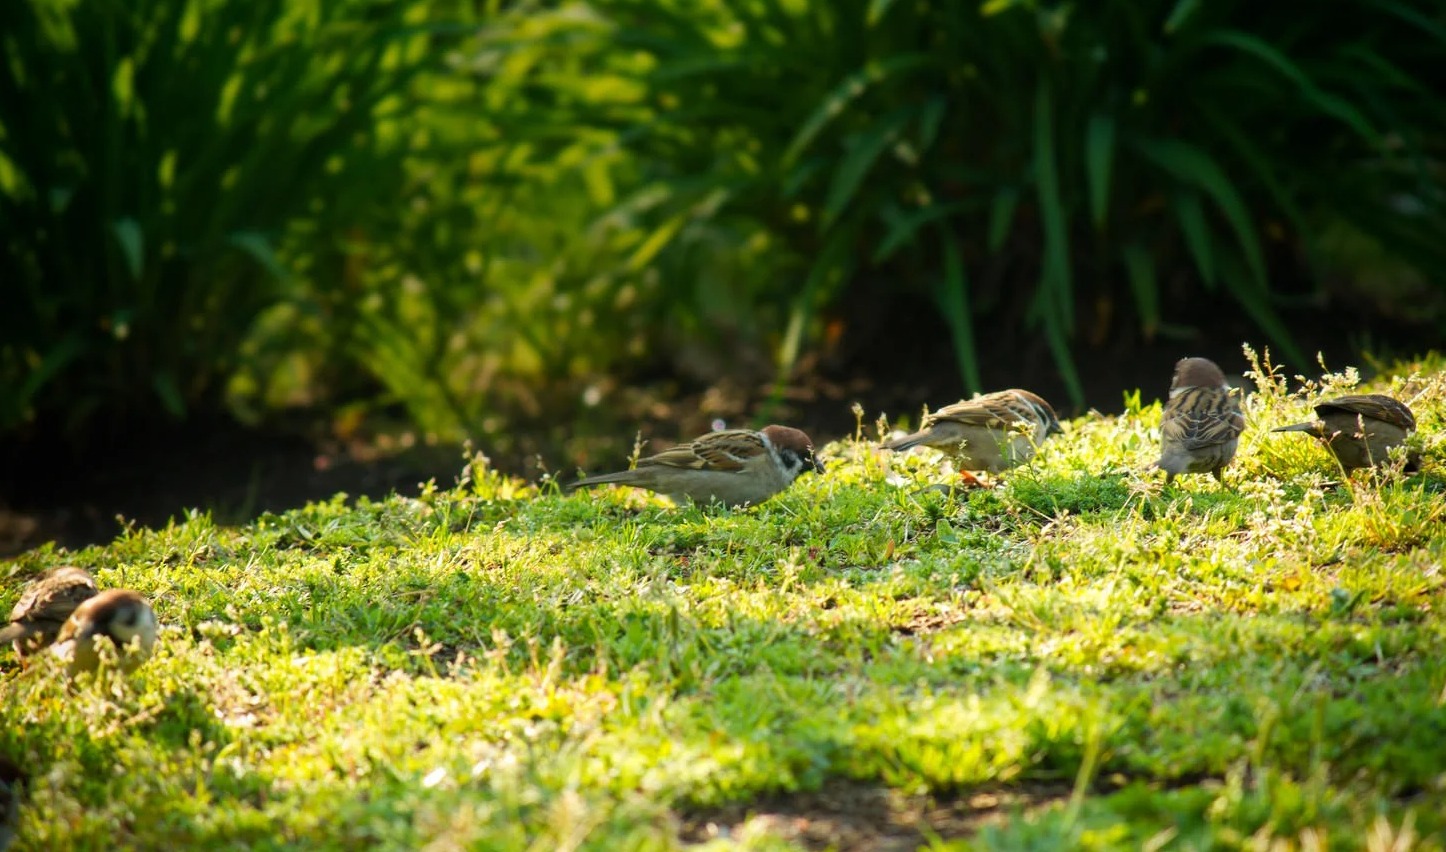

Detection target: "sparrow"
[881, 389, 1064, 472]
[50, 589, 158, 676]
[566, 424, 824, 507]
[1, 566, 98, 657]
[1157, 356, 1245, 485]
[1271, 394, 1420, 473]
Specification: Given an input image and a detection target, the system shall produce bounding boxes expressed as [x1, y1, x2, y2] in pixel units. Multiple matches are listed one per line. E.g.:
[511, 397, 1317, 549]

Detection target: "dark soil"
[677, 781, 1070, 850]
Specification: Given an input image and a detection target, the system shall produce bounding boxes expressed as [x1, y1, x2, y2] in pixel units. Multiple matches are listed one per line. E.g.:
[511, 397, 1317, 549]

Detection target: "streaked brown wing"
[930, 392, 1028, 430]
[1318, 394, 1415, 431]
[10, 570, 96, 623]
[1164, 388, 1245, 450]
[640, 429, 765, 472]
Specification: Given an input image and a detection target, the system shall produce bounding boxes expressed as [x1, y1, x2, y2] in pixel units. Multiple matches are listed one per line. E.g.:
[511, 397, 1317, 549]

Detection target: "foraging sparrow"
[567, 425, 824, 507]
[881, 389, 1064, 472]
[1, 566, 97, 657]
[1271, 394, 1420, 473]
[1157, 357, 1245, 485]
[50, 589, 158, 676]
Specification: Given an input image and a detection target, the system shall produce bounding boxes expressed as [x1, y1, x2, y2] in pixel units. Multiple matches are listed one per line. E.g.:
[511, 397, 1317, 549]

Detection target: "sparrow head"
[1170, 357, 1228, 397]
[1014, 390, 1065, 437]
[34, 565, 96, 588]
[57, 589, 158, 674]
[761, 425, 825, 478]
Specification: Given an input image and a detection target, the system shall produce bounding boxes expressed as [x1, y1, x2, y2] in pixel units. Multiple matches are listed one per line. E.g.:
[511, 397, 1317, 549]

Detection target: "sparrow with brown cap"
[567, 425, 824, 508]
[50, 589, 158, 676]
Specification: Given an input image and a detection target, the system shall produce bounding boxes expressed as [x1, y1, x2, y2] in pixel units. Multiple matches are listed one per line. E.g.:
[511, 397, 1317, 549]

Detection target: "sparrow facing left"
[1, 566, 98, 657]
[881, 389, 1064, 472]
[1271, 394, 1420, 473]
[1157, 357, 1245, 485]
[50, 589, 158, 676]
[567, 424, 824, 508]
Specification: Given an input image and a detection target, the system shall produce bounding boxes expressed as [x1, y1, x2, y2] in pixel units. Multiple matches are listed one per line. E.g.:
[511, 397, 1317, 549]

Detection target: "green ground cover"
[4, 350, 1445, 850]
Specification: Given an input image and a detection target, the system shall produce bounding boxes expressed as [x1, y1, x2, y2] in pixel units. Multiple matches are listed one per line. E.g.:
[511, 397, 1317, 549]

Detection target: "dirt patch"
[678, 781, 1068, 851]
[891, 607, 970, 636]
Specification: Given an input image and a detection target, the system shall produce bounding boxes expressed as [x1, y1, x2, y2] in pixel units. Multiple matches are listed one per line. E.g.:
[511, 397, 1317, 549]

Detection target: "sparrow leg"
[1211, 467, 1227, 487]
[956, 470, 987, 489]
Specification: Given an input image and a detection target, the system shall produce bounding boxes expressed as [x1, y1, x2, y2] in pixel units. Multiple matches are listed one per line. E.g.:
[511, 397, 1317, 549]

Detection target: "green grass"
[4, 349, 1446, 850]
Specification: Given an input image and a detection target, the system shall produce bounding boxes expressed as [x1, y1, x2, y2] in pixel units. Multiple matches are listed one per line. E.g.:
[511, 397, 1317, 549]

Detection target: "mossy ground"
[4, 348, 1446, 850]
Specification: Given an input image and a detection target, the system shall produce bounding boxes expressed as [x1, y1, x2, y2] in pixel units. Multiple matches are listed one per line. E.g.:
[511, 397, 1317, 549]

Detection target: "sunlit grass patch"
[4, 354, 1446, 848]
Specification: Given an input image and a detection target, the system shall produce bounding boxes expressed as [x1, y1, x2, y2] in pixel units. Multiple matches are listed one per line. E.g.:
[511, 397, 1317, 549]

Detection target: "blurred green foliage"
[499, 0, 1446, 404]
[2, 0, 1444, 444]
[0, 0, 446, 434]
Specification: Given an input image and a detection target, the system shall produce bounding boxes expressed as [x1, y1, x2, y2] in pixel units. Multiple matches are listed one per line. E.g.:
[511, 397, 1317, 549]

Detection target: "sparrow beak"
[811, 455, 826, 474]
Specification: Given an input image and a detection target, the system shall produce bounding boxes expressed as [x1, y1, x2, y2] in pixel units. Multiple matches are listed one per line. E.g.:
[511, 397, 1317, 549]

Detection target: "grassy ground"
[4, 348, 1446, 851]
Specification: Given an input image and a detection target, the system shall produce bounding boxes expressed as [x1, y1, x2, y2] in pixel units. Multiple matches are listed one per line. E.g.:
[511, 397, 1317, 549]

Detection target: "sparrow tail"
[565, 470, 638, 491]
[0, 623, 35, 644]
[1270, 421, 1320, 434]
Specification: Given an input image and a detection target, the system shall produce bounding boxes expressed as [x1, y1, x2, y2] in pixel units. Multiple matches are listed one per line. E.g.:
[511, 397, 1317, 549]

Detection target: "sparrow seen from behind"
[1, 566, 98, 657]
[881, 389, 1064, 473]
[50, 589, 158, 676]
[567, 425, 824, 508]
[1271, 393, 1420, 473]
[1157, 357, 1245, 486]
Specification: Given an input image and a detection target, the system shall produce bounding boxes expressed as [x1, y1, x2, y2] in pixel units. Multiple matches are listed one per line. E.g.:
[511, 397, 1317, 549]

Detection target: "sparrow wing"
[1163, 387, 1245, 449]
[7, 569, 96, 626]
[929, 392, 1031, 430]
[640, 430, 766, 472]
[1317, 394, 1416, 431]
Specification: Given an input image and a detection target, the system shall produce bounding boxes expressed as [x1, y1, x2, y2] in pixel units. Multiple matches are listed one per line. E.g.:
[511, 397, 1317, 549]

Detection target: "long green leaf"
[1085, 113, 1115, 232]
[1172, 191, 1216, 289]
[987, 187, 1020, 253]
[1120, 243, 1159, 337]
[1033, 82, 1073, 323]
[1216, 251, 1306, 367]
[781, 53, 933, 167]
[1133, 137, 1267, 292]
[935, 227, 981, 394]
[874, 201, 972, 264]
[822, 107, 914, 226]
[111, 217, 144, 283]
[1200, 30, 1378, 140]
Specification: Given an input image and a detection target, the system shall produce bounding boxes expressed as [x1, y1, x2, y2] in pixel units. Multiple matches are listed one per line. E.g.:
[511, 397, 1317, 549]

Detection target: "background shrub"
[3, 0, 1444, 451]
[489, 0, 1446, 404]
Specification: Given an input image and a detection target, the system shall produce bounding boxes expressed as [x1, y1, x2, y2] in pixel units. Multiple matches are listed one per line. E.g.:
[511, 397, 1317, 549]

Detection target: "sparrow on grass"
[881, 389, 1064, 478]
[50, 589, 158, 676]
[1157, 357, 1245, 485]
[567, 425, 824, 508]
[1271, 394, 1420, 473]
[1, 566, 98, 657]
